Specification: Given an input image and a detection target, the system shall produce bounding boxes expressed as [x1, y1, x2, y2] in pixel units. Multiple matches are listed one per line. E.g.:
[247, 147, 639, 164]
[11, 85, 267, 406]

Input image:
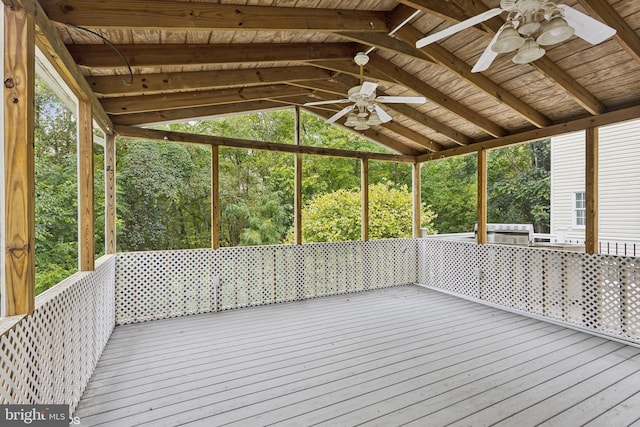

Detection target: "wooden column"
[361, 158, 369, 241]
[78, 100, 94, 270]
[294, 106, 302, 245]
[477, 149, 488, 244]
[412, 162, 421, 238]
[105, 133, 116, 254]
[585, 127, 599, 254]
[211, 145, 220, 249]
[3, 3, 35, 315]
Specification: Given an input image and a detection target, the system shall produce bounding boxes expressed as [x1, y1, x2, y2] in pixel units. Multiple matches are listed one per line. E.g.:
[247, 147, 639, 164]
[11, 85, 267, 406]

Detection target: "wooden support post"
[294, 106, 303, 245]
[477, 149, 488, 244]
[105, 133, 116, 254]
[361, 158, 369, 241]
[211, 145, 220, 249]
[3, 3, 36, 315]
[585, 127, 599, 254]
[78, 99, 94, 270]
[412, 162, 421, 238]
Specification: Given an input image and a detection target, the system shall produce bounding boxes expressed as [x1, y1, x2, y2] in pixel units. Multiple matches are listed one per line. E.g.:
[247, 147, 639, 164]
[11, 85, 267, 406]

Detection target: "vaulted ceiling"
[31, 0, 640, 158]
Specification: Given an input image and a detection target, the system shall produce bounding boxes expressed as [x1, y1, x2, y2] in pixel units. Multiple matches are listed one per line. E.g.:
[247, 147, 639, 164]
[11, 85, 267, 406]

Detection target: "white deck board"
[74, 285, 640, 427]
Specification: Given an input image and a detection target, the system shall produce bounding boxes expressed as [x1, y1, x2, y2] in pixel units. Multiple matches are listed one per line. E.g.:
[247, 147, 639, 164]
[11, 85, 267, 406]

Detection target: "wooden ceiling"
[29, 0, 640, 158]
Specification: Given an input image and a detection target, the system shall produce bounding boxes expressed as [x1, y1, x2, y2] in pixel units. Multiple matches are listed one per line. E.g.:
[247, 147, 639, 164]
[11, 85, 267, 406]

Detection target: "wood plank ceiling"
[36, 0, 640, 157]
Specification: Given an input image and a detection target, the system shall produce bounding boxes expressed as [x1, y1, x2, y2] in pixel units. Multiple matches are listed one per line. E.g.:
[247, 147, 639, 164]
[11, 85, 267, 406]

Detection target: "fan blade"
[374, 105, 393, 123]
[471, 29, 502, 73]
[360, 81, 378, 96]
[416, 8, 503, 48]
[376, 96, 426, 104]
[303, 99, 350, 106]
[559, 4, 616, 45]
[326, 105, 354, 124]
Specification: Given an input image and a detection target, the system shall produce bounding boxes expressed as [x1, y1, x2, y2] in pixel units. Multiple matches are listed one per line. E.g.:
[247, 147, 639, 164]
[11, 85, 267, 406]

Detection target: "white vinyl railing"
[0, 255, 115, 412]
[417, 239, 640, 345]
[115, 239, 417, 324]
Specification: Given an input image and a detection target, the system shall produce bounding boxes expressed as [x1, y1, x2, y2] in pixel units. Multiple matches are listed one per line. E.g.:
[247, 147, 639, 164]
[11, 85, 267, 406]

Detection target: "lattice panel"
[0, 256, 115, 413]
[116, 249, 215, 324]
[417, 239, 640, 344]
[116, 240, 418, 324]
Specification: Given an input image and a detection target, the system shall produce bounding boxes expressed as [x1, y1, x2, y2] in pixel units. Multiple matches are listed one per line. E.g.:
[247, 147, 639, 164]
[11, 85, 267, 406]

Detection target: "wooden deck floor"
[75, 285, 640, 427]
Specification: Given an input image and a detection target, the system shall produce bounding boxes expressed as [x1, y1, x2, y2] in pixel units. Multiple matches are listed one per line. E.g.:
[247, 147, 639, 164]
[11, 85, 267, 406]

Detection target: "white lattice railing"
[417, 239, 640, 344]
[115, 239, 418, 324]
[0, 255, 115, 413]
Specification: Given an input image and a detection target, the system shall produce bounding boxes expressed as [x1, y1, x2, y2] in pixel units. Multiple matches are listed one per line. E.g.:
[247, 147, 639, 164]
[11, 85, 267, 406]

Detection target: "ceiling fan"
[415, 0, 616, 73]
[303, 52, 426, 130]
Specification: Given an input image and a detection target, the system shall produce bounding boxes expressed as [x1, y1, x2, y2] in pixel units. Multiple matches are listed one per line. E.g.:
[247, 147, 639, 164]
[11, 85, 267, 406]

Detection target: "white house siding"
[550, 119, 640, 254]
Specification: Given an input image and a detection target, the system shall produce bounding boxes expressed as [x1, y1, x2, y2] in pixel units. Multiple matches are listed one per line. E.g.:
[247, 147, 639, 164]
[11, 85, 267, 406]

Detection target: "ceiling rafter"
[578, 0, 640, 65]
[447, 0, 607, 115]
[88, 66, 333, 98]
[110, 100, 287, 127]
[39, 0, 390, 32]
[394, 23, 552, 128]
[66, 43, 361, 69]
[365, 53, 508, 138]
[101, 84, 311, 115]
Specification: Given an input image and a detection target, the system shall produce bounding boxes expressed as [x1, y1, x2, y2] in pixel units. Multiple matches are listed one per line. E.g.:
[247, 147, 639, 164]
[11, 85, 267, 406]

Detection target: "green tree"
[34, 78, 78, 294]
[290, 183, 436, 242]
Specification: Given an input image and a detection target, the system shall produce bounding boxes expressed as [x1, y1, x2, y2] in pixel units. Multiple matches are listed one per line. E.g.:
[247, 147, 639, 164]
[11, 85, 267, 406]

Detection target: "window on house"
[574, 192, 586, 227]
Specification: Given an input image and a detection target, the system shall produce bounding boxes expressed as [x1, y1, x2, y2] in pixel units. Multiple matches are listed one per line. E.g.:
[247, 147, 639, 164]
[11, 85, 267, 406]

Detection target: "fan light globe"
[537, 14, 574, 45]
[344, 112, 358, 127]
[366, 111, 382, 126]
[354, 117, 369, 130]
[512, 38, 545, 64]
[492, 23, 526, 53]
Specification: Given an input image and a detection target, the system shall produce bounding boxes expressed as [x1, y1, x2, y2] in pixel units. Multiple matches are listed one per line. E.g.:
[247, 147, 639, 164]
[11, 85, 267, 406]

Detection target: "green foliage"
[290, 183, 436, 243]
[34, 78, 78, 294]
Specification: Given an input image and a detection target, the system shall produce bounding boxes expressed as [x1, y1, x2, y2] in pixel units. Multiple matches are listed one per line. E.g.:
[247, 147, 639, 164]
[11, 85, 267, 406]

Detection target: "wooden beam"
[294, 107, 302, 246]
[78, 99, 94, 270]
[105, 133, 116, 254]
[416, 103, 640, 162]
[110, 100, 287, 126]
[3, 2, 35, 315]
[88, 66, 332, 97]
[585, 127, 598, 254]
[211, 145, 220, 250]
[303, 107, 423, 156]
[307, 59, 391, 83]
[101, 84, 311, 115]
[3, 0, 112, 132]
[579, 0, 640, 65]
[476, 149, 487, 244]
[337, 32, 435, 64]
[380, 120, 443, 153]
[412, 162, 422, 238]
[449, 0, 606, 116]
[66, 43, 360, 69]
[395, 25, 552, 129]
[367, 54, 508, 138]
[114, 124, 418, 163]
[40, 0, 389, 32]
[361, 158, 369, 241]
[394, 0, 469, 23]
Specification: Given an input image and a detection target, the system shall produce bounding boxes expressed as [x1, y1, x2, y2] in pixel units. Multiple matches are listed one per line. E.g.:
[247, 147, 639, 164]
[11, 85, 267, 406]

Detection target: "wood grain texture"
[476, 149, 487, 245]
[3, 3, 35, 315]
[40, 0, 389, 32]
[211, 146, 220, 250]
[294, 107, 303, 246]
[585, 127, 599, 255]
[78, 99, 94, 271]
[412, 162, 421, 238]
[105, 134, 116, 254]
[361, 158, 369, 241]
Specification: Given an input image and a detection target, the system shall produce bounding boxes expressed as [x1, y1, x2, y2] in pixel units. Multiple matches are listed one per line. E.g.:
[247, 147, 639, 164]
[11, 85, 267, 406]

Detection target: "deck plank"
[74, 285, 640, 427]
